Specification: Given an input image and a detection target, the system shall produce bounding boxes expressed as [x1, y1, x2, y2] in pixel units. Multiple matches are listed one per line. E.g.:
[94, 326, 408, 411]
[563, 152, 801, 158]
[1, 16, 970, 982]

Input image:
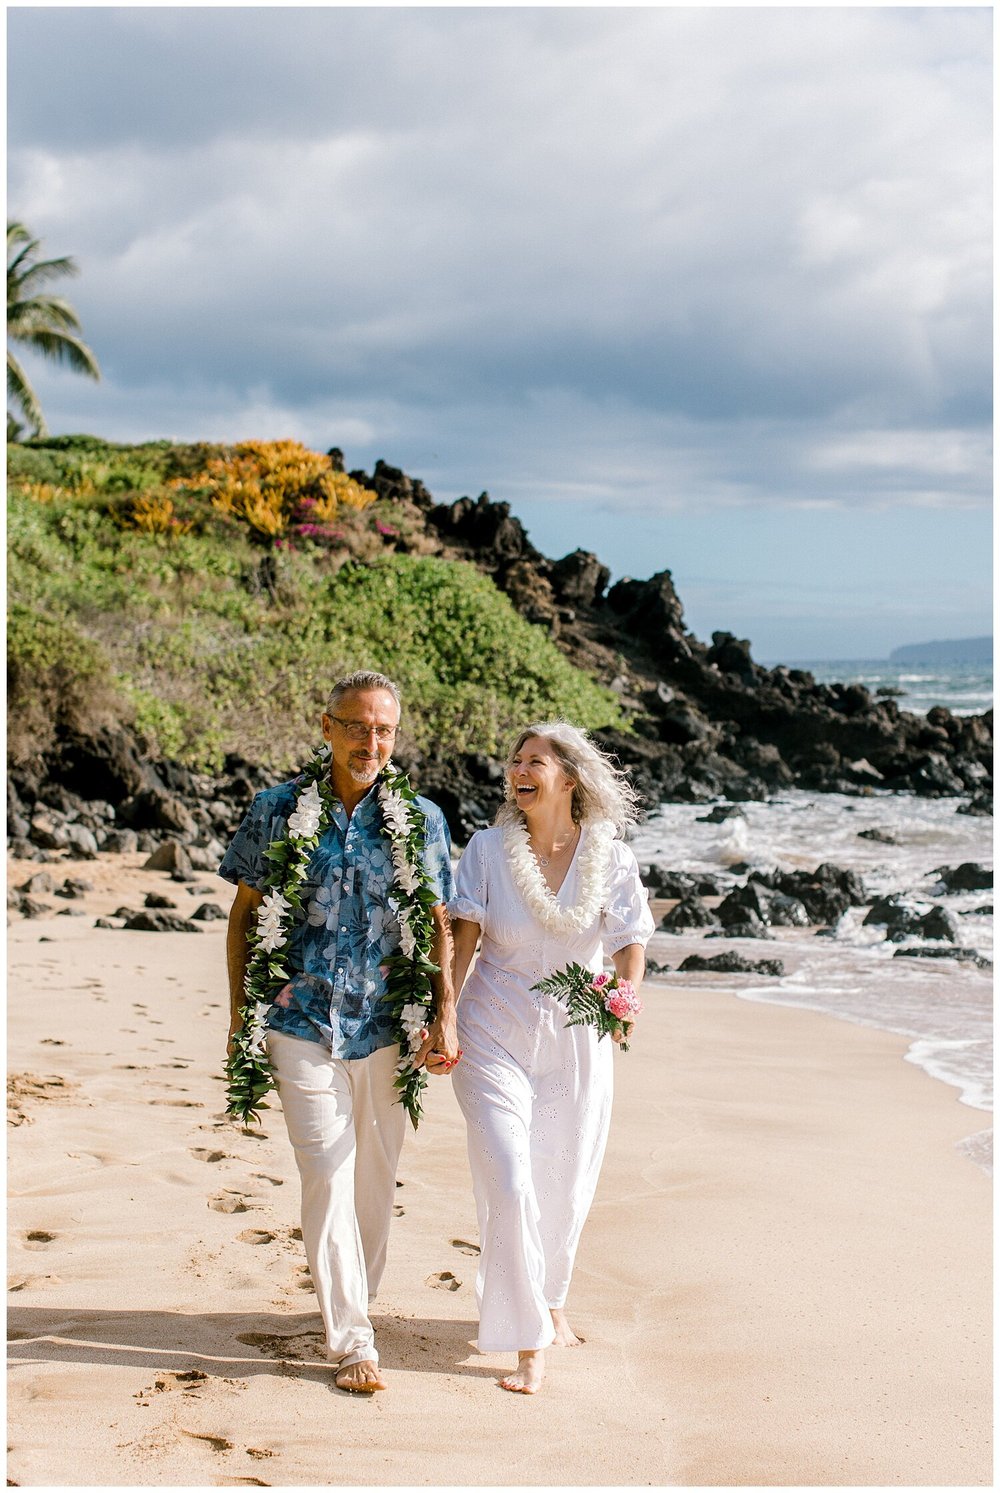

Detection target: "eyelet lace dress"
[448, 821, 654, 1352]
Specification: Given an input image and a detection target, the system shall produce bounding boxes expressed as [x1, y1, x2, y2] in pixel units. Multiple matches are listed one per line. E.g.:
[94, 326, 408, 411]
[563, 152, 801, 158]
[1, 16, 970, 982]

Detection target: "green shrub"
[7, 448, 625, 772]
[7, 602, 121, 760]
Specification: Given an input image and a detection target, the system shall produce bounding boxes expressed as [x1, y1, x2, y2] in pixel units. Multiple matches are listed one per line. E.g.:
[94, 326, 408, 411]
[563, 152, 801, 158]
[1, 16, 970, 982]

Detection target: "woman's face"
[509, 736, 574, 817]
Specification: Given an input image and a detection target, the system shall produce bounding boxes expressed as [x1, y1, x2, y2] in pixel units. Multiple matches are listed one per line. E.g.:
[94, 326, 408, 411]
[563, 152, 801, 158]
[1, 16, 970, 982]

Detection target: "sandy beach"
[7, 852, 992, 1488]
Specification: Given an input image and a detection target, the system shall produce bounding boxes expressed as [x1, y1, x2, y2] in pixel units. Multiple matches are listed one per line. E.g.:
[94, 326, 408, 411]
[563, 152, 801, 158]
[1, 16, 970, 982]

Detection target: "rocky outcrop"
[384, 478, 991, 809]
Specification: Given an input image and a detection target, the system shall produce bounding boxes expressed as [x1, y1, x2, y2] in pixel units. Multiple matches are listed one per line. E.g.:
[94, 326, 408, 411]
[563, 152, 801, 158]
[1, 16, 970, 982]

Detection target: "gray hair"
[326, 670, 402, 714]
[496, 720, 640, 836]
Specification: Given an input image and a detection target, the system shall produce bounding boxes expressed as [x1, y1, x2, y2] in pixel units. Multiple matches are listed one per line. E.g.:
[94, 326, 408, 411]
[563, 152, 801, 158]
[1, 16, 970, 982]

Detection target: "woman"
[449, 721, 654, 1394]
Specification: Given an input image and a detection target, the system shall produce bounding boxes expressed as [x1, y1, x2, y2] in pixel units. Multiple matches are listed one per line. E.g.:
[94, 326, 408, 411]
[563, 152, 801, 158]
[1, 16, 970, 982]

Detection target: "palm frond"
[6, 348, 47, 436]
[6, 220, 101, 430]
[10, 257, 80, 299]
[10, 327, 100, 380]
[10, 297, 86, 335]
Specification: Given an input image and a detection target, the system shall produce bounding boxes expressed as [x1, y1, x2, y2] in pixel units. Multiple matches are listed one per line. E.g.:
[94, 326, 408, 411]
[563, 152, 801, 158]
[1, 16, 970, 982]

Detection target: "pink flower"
[604, 982, 642, 1020]
[591, 971, 611, 992]
[274, 983, 294, 1009]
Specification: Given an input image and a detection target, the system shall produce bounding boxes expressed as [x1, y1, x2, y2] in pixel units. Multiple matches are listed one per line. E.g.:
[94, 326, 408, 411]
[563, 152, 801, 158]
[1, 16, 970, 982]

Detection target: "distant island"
[889, 636, 992, 666]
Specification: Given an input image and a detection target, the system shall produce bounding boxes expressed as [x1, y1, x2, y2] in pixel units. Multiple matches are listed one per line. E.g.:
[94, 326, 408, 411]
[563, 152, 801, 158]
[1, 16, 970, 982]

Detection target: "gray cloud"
[8, 6, 991, 654]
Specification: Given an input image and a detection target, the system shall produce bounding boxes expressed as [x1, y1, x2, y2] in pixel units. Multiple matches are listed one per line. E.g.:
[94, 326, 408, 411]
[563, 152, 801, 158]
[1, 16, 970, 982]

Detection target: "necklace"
[530, 823, 580, 868]
[503, 816, 615, 934]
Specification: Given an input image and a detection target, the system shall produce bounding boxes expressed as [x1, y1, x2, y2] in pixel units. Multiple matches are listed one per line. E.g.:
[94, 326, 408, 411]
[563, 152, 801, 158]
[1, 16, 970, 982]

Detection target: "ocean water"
[632, 790, 993, 1172]
[767, 659, 992, 718]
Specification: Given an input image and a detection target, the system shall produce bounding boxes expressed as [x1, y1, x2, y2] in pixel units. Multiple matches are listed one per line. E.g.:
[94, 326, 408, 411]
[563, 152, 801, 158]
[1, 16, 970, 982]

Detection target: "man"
[221, 671, 458, 1393]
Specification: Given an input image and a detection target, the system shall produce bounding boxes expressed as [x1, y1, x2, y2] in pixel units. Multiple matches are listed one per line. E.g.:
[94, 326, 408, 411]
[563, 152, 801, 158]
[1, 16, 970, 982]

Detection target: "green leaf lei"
[225, 749, 440, 1129]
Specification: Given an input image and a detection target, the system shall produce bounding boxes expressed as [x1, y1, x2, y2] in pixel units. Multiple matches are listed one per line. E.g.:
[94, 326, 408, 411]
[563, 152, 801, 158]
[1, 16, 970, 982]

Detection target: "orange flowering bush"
[199, 440, 374, 539]
[118, 491, 194, 535]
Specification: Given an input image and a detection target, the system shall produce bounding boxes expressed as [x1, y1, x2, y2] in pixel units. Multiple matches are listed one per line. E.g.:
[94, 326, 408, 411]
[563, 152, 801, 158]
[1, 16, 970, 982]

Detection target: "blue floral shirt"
[219, 778, 454, 1059]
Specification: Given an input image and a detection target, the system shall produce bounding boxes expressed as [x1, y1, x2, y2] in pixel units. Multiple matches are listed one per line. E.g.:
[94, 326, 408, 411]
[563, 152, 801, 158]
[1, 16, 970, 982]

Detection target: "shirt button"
[340, 926, 347, 932]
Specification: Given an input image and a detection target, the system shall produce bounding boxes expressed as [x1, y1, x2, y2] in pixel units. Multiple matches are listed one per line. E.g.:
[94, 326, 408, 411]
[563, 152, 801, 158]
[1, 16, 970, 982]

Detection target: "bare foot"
[335, 1359, 386, 1393]
[499, 1348, 545, 1394]
[550, 1307, 584, 1346]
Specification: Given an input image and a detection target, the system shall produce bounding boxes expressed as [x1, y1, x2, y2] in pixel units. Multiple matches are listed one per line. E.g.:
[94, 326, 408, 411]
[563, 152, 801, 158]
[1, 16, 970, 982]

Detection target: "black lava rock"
[917, 906, 960, 942]
[191, 902, 226, 921]
[695, 805, 747, 824]
[892, 947, 991, 968]
[122, 910, 202, 933]
[863, 896, 926, 938]
[658, 895, 719, 931]
[679, 952, 785, 976]
[932, 863, 993, 893]
[705, 915, 774, 940]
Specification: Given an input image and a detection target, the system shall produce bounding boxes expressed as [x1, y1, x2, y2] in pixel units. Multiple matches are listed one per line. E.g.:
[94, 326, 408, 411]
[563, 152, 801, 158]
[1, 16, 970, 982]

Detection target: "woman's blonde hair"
[495, 720, 640, 836]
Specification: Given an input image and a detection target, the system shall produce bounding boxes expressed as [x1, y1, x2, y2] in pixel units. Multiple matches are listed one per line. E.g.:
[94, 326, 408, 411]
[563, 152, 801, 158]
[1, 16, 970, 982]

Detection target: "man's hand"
[413, 1010, 461, 1074]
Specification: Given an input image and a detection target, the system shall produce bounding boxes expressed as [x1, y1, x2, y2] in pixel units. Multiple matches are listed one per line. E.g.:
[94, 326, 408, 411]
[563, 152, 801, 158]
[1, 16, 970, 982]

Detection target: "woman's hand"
[609, 942, 645, 1045]
[414, 1011, 462, 1075]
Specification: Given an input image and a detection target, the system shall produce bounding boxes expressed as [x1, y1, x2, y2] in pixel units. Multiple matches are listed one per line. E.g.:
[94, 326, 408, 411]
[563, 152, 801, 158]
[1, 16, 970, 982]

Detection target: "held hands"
[413, 1014, 462, 1075]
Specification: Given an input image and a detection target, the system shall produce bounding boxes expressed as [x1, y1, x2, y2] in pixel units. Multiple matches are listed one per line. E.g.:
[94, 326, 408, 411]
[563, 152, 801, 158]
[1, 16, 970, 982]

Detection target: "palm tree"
[7, 220, 100, 438]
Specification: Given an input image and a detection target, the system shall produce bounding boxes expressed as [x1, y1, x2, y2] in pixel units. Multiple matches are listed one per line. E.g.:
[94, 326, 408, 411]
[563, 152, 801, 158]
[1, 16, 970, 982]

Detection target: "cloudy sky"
[8, 5, 992, 660]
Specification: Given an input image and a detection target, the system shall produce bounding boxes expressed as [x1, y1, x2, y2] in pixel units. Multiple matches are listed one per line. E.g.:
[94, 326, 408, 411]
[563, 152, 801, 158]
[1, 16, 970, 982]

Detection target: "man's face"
[322, 688, 400, 791]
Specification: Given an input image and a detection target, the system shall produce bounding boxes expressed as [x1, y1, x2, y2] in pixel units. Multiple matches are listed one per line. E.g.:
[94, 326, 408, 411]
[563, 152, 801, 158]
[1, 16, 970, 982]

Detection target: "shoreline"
[7, 855, 993, 1486]
[652, 974, 994, 1174]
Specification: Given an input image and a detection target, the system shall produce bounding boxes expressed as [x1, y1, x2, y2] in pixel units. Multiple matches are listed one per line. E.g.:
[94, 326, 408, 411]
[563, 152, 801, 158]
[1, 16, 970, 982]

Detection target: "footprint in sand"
[293, 1264, 313, 1289]
[393, 1204, 405, 1217]
[208, 1191, 255, 1214]
[425, 1270, 462, 1291]
[8, 1273, 63, 1291]
[236, 1329, 325, 1361]
[237, 1229, 276, 1246]
[23, 1230, 57, 1248]
[179, 1428, 233, 1451]
[134, 1370, 209, 1404]
[191, 1148, 229, 1164]
[251, 1173, 284, 1187]
[451, 1239, 481, 1256]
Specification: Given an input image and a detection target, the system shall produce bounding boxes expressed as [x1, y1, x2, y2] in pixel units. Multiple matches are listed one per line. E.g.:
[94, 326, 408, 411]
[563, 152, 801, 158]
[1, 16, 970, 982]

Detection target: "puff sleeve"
[448, 829, 490, 926]
[601, 841, 655, 955]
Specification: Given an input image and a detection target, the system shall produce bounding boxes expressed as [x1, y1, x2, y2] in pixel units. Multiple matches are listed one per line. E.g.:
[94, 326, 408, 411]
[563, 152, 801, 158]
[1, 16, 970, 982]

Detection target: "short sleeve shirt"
[219, 778, 454, 1059]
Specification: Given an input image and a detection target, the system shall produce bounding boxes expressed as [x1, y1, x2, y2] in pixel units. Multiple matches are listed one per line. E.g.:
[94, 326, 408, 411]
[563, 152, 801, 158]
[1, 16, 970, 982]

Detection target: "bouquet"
[531, 963, 643, 1051]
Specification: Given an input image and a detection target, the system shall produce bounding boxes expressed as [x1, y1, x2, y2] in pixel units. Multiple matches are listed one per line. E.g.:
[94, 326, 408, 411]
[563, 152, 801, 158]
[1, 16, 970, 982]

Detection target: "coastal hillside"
[7, 436, 992, 840]
[7, 436, 619, 769]
[889, 637, 992, 666]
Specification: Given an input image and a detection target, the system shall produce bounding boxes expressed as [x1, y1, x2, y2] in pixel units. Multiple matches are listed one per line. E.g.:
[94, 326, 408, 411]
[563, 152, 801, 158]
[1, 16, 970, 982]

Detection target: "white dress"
[449, 821, 654, 1353]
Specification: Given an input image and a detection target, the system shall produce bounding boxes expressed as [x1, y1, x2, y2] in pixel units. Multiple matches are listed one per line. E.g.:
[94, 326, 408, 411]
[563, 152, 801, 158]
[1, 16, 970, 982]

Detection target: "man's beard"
[348, 759, 380, 783]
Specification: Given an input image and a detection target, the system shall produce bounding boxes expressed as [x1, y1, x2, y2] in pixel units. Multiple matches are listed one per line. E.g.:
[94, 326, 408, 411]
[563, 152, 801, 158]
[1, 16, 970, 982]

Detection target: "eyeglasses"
[330, 717, 398, 741]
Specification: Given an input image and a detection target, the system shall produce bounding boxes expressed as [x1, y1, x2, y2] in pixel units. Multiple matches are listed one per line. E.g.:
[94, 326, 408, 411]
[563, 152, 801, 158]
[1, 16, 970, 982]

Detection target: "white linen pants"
[267, 1031, 405, 1367]
[452, 990, 614, 1353]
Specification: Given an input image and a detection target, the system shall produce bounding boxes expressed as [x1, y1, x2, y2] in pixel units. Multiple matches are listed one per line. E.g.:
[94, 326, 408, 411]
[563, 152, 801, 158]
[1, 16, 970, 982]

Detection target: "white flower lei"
[502, 815, 616, 934]
[226, 750, 439, 1128]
